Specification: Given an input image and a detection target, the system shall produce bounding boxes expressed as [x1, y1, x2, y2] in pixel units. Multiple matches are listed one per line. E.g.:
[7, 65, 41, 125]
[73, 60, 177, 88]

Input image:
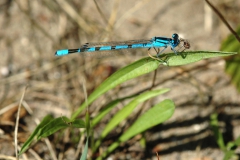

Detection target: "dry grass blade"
[44, 139, 57, 160]
[15, 0, 55, 42]
[93, 0, 108, 24]
[0, 58, 69, 85]
[56, 0, 95, 35]
[14, 86, 28, 159]
[205, 0, 240, 42]
[105, 0, 120, 34]
[115, 0, 151, 29]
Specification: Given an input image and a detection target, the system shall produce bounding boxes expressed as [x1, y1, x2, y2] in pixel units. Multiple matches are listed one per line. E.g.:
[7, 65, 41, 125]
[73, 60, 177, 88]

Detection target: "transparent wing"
[79, 48, 146, 58]
[81, 39, 152, 47]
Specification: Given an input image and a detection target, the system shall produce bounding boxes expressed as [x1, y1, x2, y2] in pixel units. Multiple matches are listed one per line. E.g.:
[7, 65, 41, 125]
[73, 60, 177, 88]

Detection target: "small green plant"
[19, 51, 236, 159]
[221, 26, 240, 93]
[210, 113, 240, 160]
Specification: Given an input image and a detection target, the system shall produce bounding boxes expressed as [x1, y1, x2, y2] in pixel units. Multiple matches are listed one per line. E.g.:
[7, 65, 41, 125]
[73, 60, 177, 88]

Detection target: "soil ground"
[0, 0, 240, 160]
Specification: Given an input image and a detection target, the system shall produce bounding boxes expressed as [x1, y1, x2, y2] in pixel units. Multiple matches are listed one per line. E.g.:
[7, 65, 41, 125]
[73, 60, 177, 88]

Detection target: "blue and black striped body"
[55, 33, 181, 56]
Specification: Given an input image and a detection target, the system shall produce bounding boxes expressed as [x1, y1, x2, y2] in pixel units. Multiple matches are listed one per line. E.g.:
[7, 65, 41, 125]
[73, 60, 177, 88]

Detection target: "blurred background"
[0, 0, 240, 159]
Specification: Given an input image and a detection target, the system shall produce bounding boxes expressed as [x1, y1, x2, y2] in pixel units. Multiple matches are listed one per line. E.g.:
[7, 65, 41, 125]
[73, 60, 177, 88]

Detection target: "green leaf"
[225, 55, 240, 92]
[93, 89, 169, 152]
[19, 115, 54, 155]
[71, 57, 161, 119]
[223, 150, 236, 160]
[226, 142, 236, 151]
[226, 135, 240, 151]
[103, 89, 169, 136]
[91, 99, 121, 127]
[159, 51, 237, 66]
[91, 95, 138, 127]
[80, 137, 89, 160]
[119, 99, 174, 143]
[233, 136, 240, 146]
[75, 49, 234, 158]
[71, 119, 87, 128]
[37, 116, 85, 139]
[71, 50, 236, 119]
[210, 113, 226, 150]
[20, 115, 86, 155]
[220, 26, 240, 92]
[220, 26, 240, 53]
[98, 99, 175, 159]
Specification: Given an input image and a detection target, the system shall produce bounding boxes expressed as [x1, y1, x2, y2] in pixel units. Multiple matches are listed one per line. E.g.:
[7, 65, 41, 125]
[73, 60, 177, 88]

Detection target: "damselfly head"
[177, 38, 190, 52]
[181, 39, 190, 49]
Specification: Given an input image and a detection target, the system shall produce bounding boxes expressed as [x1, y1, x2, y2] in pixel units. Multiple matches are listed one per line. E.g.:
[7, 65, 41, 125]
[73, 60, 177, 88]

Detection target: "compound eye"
[172, 33, 179, 39]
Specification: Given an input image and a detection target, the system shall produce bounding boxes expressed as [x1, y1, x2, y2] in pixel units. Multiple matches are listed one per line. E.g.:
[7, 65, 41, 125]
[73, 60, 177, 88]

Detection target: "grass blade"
[98, 99, 175, 159]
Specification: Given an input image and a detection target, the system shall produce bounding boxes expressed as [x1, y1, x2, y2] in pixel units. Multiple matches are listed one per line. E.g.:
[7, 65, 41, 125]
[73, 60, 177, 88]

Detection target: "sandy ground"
[0, 0, 240, 159]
